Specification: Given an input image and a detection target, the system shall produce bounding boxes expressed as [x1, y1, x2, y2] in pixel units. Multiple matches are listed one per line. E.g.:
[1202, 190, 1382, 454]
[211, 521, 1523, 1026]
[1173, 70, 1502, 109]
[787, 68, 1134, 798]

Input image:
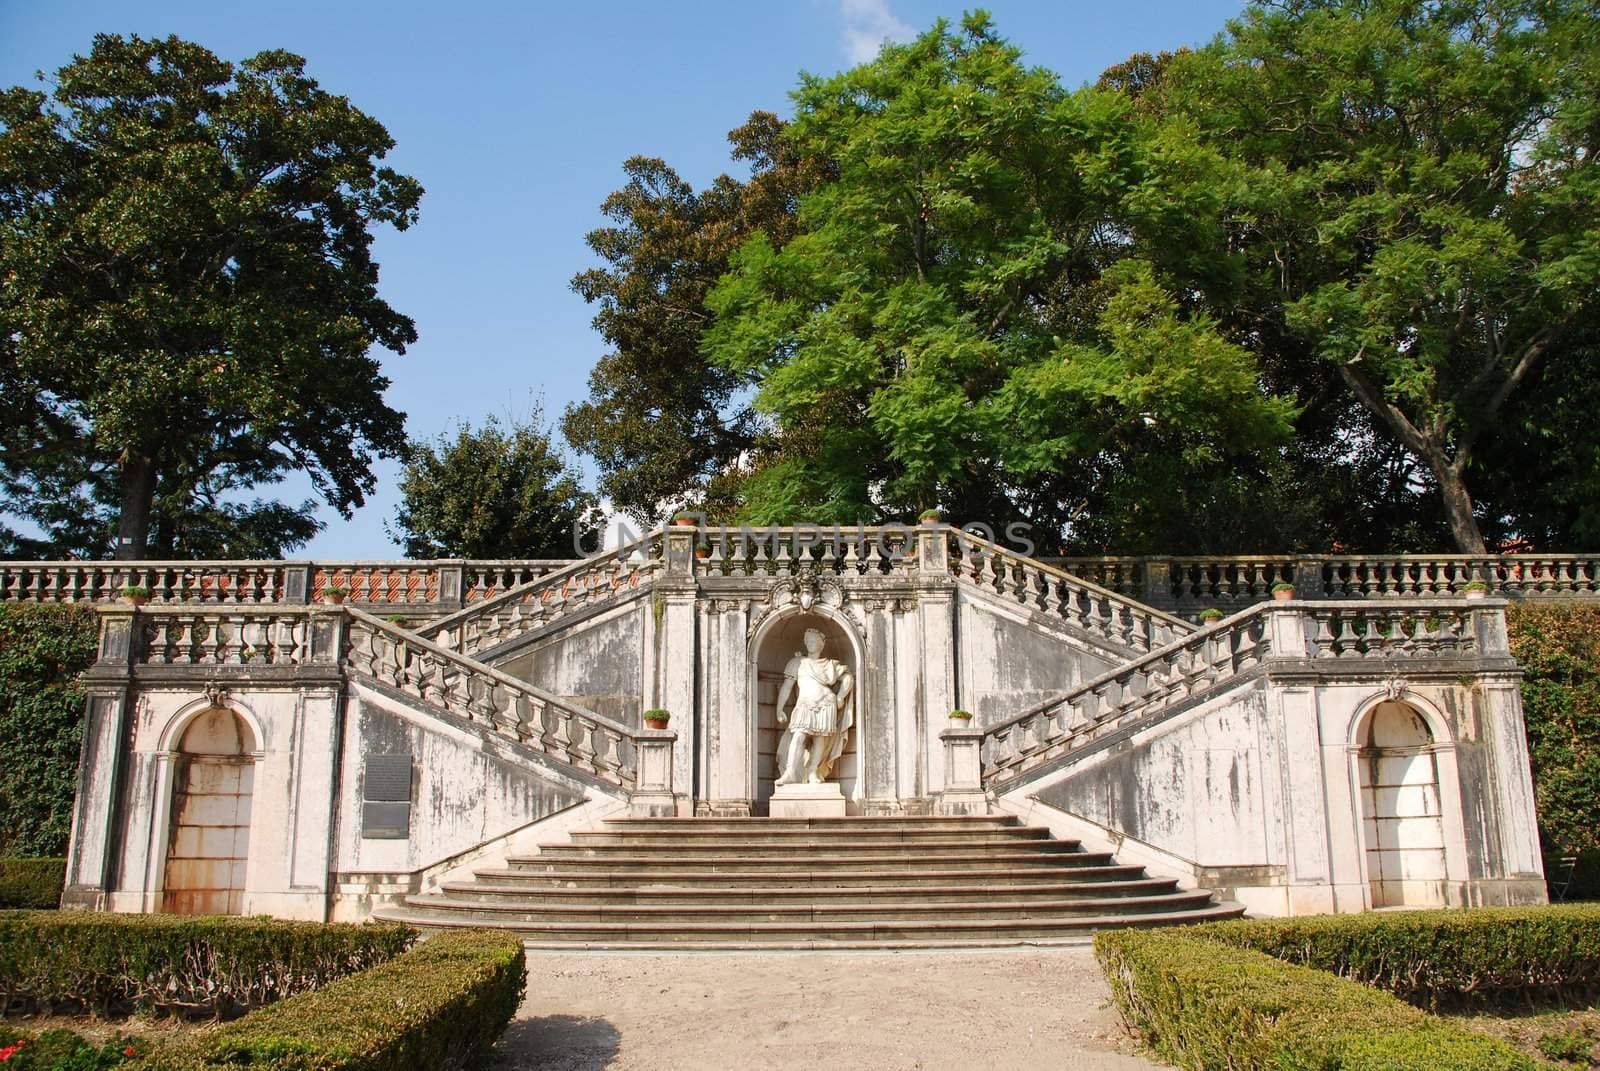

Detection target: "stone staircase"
[376, 814, 1242, 949]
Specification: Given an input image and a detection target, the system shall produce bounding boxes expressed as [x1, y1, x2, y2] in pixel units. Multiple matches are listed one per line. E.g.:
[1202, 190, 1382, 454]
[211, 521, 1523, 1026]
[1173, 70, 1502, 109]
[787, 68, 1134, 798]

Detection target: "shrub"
[145, 929, 526, 1070]
[0, 1026, 146, 1069]
[1094, 929, 1542, 1070]
[0, 604, 98, 857]
[0, 858, 65, 908]
[0, 912, 416, 1017]
[1506, 604, 1600, 866]
[1190, 906, 1600, 1009]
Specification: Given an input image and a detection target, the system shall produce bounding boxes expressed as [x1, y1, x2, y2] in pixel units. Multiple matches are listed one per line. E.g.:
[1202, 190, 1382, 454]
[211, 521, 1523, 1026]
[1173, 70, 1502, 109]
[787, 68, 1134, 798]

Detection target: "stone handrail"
[1045, 553, 1600, 613]
[980, 606, 1269, 786]
[691, 525, 918, 576]
[0, 559, 571, 608]
[344, 607, 644, 789]
[948, 529, 1193, 654]
[978, 597, 1491, 788]
[418, 532, 665, 654]
[124, 606, 340, 667]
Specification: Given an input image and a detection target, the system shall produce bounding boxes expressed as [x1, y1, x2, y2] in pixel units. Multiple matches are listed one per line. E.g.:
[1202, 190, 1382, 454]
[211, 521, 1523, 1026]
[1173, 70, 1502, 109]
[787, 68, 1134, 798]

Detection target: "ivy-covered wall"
[1507, 603, 1600, 896]
[0, 604, 98, 857]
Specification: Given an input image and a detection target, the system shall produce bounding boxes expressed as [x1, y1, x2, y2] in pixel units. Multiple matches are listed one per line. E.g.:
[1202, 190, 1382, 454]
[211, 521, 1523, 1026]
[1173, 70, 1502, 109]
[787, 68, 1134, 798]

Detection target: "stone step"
[537, 836, 1078, 856]
[403, 889, 1217, 924]
[567, 827, 1057, 847]
[376, 902, 1247, 945]
[470, 862, 1150, 889]
[436, 876, 1181, 905]
[600, 816, 1022, 831]
[508, 848, 1111, 870]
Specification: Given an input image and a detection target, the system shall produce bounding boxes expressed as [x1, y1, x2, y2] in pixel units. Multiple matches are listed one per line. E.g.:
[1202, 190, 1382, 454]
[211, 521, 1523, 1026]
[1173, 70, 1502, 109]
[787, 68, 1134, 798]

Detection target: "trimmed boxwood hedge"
[0, 912, 416, 1017]
[1190, 905, 1600, 1009]
[142, 929, 526, 1070]
[1094, 929, 1544, 1070]
[0, 857, 65, 908]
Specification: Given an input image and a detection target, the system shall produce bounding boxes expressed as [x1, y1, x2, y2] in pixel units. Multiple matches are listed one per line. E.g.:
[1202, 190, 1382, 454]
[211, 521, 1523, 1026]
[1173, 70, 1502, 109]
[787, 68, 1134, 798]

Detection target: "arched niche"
[162, 707, 257, 915]
[749, 609, 863, 815]
[1354, 700, 1447, 908]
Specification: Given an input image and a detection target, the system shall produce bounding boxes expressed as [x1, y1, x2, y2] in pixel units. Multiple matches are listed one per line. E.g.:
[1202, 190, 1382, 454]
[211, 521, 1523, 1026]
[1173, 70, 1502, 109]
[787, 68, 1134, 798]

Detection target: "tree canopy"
[1150, 0, 1600, 552]
[391, 409, 597, 559]
[0, 34, 420, 559]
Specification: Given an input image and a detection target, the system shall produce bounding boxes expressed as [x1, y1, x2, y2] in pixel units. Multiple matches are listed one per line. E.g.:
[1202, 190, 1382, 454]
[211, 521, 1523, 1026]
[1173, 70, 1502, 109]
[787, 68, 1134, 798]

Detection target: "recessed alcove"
[750, 611, 860, 815]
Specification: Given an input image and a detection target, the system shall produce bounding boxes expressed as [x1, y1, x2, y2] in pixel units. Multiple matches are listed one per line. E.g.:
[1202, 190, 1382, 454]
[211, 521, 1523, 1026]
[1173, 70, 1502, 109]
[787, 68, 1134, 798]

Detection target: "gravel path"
[490, 947, 1168, 1071]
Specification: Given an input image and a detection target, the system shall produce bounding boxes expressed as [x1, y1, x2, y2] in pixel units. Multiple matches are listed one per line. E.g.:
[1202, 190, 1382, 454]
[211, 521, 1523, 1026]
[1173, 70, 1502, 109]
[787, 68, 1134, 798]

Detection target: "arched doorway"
[751, 611, 861, 815]
[1356, 701, 1447, 908]
[162, 707, 257, 915]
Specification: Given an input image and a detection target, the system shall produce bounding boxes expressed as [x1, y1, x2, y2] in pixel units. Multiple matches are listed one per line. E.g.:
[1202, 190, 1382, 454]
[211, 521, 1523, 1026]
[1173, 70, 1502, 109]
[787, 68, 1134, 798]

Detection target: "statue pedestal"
[769, 781, 846, 819]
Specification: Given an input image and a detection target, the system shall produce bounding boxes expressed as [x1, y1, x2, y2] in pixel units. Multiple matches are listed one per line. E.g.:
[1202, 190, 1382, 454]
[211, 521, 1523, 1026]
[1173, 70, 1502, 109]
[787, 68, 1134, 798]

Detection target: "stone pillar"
[657, 525, 698, 811]
[1292, 556, 1327, 598]
[283, 564, 311, 605]
[936, 723, 987, 815]
[1264, 604, 1309, 658]
[436, 562, 466, 609]
[916, 529, 957, 804]
[62, 609, 138, 910]
[632, 729, 677, 816]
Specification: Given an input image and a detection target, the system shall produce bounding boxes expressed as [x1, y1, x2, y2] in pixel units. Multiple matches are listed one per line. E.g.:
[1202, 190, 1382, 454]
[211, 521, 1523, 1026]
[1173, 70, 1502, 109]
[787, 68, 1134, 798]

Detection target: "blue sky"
[1, 0, 1244, 559]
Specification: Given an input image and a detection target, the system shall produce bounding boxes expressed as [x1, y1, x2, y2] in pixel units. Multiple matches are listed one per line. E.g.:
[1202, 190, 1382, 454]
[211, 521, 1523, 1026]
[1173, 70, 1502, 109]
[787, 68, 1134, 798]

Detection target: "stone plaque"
[362, 753, 412, 839]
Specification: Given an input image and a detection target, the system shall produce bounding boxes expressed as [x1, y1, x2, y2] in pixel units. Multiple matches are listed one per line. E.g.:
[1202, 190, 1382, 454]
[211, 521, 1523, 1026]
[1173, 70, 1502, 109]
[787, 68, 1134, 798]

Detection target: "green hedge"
[1094, 929, 1544, 1070]
[0, 912, 416, 1017]
[0, 604, 98, 857]
[144, 929, 526, 1070]
[1190, 906, 1600, 1009]
[0, 857, 65, 908]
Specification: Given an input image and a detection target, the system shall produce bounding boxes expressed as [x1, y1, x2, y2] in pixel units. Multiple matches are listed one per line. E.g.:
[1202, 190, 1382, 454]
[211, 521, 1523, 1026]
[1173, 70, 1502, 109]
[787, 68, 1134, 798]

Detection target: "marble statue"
[775, 627, 855, 786]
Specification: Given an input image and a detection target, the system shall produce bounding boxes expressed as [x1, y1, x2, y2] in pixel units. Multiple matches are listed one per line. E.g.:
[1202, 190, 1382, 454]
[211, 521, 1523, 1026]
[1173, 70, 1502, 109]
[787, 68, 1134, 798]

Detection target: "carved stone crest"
[771, 563, 845, 613]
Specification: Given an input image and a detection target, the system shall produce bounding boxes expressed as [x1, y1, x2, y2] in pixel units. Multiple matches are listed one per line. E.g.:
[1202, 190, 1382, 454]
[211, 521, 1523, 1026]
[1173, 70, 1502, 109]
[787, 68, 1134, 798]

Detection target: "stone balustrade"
[948, 530, 1192, 653]
[345, 608, 656, 791]
[978, 597, 1505, 789]
[690, 525, 918, 576]
[0, 559, 570, 609]
[420, 534, 664, 655]
[1046, 553, 1600, 614]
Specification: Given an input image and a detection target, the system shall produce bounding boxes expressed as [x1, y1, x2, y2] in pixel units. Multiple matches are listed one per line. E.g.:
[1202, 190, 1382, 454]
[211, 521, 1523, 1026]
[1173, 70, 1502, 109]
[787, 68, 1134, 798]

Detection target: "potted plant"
[948, 709, 974, 723]
[1462, 581, 1489, 599]
[121, 584, 150, 607]
[1198, 608, 1224, 624]
[672, 513, 698, 528]
[643, 709, 671, 730]
[918, 508, 942, 525]
[322, 585, 349, 605]
[1271, 582, 1296, 601]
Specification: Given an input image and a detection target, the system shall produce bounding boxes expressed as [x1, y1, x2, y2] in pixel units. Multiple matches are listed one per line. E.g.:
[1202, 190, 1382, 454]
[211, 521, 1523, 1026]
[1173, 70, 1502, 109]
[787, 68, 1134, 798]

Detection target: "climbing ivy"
[0, 604, 98, 856]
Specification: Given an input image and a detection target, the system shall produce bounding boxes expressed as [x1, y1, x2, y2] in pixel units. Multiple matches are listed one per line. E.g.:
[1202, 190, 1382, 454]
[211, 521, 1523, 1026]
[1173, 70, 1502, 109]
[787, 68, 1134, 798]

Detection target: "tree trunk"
[1428, 458, 1488, 554]
[114, 452, 159, 560]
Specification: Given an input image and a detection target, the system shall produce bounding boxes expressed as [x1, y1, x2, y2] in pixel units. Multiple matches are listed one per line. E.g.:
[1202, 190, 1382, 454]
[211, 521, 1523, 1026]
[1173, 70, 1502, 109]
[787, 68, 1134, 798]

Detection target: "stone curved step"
[600, 816, 1022, 830]
[436, 876, 1181, 905]
[375, 902, 1247, 944]
[566, 828, 1060, 847]
[401, 889, 1217, 924]
[470, 862, 1150, 889]
[506, 849, 1116, 871]
[533, 838, 1081, 858]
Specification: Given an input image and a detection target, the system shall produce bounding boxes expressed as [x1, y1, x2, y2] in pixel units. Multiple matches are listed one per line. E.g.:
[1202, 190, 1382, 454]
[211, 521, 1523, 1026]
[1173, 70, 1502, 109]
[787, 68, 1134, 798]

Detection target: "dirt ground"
[490, 946, 1168, 1071]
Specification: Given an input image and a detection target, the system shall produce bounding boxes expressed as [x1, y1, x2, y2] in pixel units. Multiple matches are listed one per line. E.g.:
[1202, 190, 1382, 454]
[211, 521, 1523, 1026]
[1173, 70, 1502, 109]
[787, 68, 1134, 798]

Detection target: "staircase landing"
[375, 815, 1242, 950]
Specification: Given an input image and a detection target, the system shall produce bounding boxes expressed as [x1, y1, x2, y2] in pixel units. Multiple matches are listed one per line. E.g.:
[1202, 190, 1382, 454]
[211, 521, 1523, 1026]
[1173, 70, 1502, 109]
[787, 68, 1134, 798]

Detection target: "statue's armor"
[787, 656, 846, 734]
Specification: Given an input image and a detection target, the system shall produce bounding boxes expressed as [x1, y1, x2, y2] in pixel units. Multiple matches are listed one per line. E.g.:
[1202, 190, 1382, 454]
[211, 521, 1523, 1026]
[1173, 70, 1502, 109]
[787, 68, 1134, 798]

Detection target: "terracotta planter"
[323, 592, 348, 605]
[672, 516, 696, 527]
[1272, 588, 1295, 602]
[644, 717, 670, 731]
[1463, 588, 1488, 600]
[125, 595, 150, 608]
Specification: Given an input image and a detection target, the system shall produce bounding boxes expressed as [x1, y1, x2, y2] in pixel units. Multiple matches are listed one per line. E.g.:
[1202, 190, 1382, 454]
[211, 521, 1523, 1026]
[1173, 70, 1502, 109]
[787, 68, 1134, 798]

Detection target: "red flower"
[124, 1045, 138, 1057]
[0, 1040, 21, 1061]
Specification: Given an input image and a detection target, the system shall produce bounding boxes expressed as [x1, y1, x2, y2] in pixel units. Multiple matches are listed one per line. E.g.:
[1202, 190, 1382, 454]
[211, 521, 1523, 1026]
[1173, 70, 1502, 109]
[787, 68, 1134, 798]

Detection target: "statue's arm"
[776, 664, 797, 723]
[836, 669, 854, 708]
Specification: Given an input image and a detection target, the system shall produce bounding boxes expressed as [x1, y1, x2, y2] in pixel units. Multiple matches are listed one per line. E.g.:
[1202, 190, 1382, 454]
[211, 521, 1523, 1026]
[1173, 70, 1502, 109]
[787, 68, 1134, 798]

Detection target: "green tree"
[391, 409, 598, 559]
[701, 17, 1297, 543]
[1152, 0, 1600, 552]
[0, 34, 420, 560]
[563, 112, 827, 523]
